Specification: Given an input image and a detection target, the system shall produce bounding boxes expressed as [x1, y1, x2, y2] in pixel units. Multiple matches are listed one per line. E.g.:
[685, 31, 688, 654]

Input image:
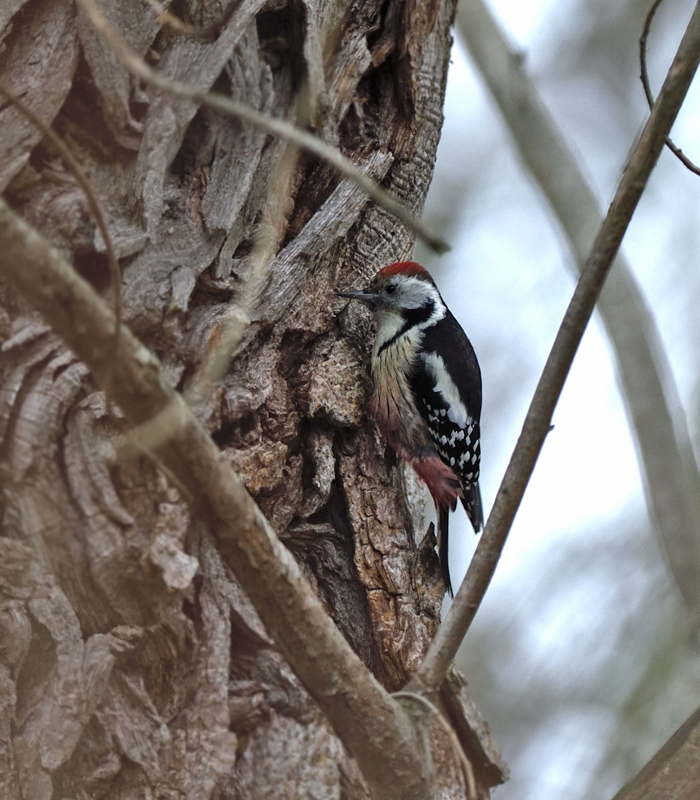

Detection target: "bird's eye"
[386, 283, 397, 295]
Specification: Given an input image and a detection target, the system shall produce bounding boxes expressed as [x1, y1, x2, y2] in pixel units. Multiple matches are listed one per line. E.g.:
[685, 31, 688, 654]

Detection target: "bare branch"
[0, 198, 433, 800]
[121, 144, 301, 457]
[74, 0, 449, 254]
[186, 143, 299, 404]
[610, 704, 700, 800]
[394, 691, 476, 800]
[456, 2, 700, 617]
[412, 0, 700, 692]
[141, 0, 240, 39]
[141, 0, 202, 36]
[640, 0, 700, 175]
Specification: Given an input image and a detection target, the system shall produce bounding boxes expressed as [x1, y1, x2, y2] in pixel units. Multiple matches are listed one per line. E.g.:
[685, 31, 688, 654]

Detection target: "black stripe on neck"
[378, 300, 435, 355]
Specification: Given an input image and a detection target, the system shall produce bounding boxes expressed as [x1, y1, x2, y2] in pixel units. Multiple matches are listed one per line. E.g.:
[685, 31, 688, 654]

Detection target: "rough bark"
[0, 0, 506, 799]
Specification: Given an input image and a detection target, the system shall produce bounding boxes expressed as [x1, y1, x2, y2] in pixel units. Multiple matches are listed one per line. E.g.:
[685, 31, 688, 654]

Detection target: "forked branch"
[641, 0, 700, 175]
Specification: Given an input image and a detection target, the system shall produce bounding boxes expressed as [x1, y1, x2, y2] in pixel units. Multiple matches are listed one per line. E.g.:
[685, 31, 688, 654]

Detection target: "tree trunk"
[0, 0, 506, 798]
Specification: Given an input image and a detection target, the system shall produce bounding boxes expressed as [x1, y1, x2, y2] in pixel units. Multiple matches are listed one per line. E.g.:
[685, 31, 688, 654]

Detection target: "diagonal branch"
[411, 0, 700, 692]
[609, 703, 700, 800]
[74, 0, 449, 253]
[0, 198, 432, 800]
[456, 0, 700, 618]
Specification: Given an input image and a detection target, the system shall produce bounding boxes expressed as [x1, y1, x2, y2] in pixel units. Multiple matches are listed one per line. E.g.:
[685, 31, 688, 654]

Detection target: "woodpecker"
[339, 261, 483, 595]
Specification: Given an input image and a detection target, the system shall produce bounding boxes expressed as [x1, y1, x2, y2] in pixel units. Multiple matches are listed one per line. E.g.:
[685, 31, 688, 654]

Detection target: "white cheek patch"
[421, 352, 471, 429]
[400, 280, 445, 322]
[372, 310, 404, 358]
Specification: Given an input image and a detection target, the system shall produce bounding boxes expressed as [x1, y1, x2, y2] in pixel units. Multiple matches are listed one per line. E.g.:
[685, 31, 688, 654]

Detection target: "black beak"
[337, 287, 378, 305]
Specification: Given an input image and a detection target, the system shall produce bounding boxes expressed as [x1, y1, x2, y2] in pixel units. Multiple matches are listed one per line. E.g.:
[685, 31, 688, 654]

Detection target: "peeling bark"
[0, 0, 506, 798]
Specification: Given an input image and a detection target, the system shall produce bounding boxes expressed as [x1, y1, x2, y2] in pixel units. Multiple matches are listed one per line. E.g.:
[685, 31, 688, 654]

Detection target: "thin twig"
[640, 0, 700, 175]
[186, 141, 299, 405]
[74, 0, 449, 254]
[411, 0, 700, 692]
[0, 80, 122, 343]
[118, 142, 300, 457]
[142, 0, 200, 35]
[141, 0, 236, 39]
[393, 691, 476, 800]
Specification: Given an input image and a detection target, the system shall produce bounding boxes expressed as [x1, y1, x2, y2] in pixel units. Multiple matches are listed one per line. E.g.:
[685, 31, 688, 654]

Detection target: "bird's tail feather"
[438, 505, 453, 597]
[461, 482, 484, 534]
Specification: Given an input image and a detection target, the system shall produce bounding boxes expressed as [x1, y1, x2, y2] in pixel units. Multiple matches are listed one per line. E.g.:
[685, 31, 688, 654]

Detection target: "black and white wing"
[408, 309, 484, 532]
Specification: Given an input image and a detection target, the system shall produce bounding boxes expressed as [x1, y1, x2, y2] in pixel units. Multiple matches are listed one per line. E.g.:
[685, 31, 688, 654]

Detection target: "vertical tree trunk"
[0, 0, 506, 797]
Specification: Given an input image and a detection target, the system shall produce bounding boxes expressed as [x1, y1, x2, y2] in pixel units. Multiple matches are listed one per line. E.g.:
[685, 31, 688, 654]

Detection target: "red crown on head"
[376, 261, 433, 282]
